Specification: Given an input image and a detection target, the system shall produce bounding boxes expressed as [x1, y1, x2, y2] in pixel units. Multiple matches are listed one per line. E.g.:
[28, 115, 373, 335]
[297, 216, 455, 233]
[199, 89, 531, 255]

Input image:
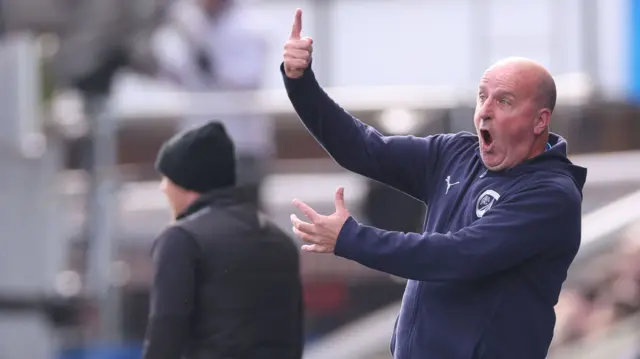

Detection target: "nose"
[477, 101, 494, 122]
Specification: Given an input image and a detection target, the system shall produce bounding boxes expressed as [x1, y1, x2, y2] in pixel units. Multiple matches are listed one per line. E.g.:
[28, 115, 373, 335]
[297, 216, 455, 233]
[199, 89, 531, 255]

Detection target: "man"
[282, 8, 587, 359]
[142, 121, 304, 359]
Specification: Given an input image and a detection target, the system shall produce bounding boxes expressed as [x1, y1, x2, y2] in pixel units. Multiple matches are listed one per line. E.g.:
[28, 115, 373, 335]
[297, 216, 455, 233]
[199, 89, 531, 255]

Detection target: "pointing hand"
[283, 8, 313, 79]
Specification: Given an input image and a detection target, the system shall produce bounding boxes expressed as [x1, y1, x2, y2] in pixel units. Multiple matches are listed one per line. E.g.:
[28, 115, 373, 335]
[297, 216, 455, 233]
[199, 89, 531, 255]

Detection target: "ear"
[533, 109, 551, 135]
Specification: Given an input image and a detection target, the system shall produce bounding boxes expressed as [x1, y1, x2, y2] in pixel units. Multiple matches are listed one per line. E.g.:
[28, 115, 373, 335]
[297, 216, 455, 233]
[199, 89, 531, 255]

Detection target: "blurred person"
[142, 121, 304, 359]
[583, 289, 618, 338]
[552, 288, 594, 346]
[608, 227, 640, 318]
[282, 8, 587, 359]
[150, 0, 273, 205]
[609, 271, 640, 318]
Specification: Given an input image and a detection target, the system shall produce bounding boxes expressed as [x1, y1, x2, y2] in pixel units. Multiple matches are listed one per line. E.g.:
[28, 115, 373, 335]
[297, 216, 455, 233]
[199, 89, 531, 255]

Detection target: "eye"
[499, 98, 511, 105]
[478, 93, 486, 102]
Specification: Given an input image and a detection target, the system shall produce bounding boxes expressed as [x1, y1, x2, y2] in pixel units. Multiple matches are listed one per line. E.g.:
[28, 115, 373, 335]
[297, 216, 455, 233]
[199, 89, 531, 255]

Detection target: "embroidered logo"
[445, 176, 460, 194]
[476, 189, 500, 218]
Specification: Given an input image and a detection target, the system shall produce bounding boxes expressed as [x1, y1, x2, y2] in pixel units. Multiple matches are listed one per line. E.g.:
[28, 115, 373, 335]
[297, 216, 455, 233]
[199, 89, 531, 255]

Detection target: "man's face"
[160, 177, 191, 219]
[473, 64, 547, 171]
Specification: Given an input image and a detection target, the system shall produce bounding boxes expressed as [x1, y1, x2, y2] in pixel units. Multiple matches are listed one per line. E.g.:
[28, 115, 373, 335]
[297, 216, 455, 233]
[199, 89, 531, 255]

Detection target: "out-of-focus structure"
[0, 0, 639, 358]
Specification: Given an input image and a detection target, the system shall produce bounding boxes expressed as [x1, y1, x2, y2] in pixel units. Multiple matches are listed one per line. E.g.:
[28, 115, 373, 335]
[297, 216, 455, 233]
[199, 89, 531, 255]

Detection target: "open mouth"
[480, 129, 493, 146]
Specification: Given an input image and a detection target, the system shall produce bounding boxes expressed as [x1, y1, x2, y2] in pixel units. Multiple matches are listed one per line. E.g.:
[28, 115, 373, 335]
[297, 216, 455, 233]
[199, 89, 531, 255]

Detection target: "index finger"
[290, 8, 302, 40]
[292, 198, 321, 222]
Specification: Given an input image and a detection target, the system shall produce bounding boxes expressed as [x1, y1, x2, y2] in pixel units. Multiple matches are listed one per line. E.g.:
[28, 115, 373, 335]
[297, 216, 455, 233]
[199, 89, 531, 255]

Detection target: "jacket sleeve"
[142, 227, 200, 359]
[281, 63, 453, 202]
[334, 181, 582, 281]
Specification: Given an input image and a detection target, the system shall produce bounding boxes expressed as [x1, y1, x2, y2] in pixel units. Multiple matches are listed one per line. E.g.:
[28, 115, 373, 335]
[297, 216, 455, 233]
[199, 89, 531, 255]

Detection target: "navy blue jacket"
[282, 64, 588, 359]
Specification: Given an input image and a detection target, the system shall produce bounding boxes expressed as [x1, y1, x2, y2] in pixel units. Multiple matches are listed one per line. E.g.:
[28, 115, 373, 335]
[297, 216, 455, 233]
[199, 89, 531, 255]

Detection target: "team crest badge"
[476, 189, 500, 218]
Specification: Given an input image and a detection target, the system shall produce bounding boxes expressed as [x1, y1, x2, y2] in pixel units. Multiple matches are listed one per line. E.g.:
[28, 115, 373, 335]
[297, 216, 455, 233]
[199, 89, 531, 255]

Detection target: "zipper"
[404, 165, 487, 355]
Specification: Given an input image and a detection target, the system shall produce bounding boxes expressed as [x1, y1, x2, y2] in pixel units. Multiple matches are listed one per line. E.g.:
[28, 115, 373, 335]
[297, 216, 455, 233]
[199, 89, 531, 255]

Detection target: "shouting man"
[282, 8, 587, 359]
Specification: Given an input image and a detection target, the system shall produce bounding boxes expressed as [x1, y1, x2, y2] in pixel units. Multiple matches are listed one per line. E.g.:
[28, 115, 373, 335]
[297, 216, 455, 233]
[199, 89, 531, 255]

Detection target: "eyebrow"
[496, 91, 516, 98]
[478, 88, 516, 99]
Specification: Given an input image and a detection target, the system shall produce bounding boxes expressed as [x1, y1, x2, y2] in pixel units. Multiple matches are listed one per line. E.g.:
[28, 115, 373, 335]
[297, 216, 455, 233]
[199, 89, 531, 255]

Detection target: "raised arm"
[282, 9, 451, 201]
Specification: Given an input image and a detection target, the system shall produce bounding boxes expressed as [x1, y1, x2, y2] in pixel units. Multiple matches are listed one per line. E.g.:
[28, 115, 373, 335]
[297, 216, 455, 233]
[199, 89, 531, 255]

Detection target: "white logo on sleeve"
[476, 189, 501, 218]
[445, 176, 460, 194]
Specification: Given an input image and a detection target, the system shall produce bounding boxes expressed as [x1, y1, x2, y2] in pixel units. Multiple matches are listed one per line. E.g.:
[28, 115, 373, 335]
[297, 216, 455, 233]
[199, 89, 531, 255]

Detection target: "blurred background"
[0, 0, 639, 358]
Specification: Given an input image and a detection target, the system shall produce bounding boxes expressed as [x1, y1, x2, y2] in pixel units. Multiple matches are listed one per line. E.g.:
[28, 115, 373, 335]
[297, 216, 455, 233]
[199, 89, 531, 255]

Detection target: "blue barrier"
[631, 0, 640, 101]
[57, 343, 142, 359]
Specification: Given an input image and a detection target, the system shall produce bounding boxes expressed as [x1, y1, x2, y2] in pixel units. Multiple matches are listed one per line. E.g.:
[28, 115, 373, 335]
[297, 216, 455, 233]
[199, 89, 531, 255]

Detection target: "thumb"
[289, 8, 302, 40]
[334, 187, 346, 212]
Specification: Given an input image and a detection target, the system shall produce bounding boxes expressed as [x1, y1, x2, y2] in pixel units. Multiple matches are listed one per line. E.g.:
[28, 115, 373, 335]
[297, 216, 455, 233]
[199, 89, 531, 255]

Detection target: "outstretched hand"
[283, 8, 313, 79]
[290, 187, 351, 253]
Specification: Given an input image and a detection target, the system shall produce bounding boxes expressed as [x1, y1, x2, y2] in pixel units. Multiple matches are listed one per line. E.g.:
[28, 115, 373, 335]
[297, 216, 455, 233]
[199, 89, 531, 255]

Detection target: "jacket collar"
[176, 186, 256, 221]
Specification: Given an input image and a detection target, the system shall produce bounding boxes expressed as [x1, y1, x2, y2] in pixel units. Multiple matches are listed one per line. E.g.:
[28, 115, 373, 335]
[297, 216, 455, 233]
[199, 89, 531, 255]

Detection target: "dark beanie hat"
[155, 121, 236, 193]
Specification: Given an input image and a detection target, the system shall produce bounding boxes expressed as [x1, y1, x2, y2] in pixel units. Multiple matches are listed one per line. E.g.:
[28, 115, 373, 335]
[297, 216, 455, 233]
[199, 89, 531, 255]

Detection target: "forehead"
[479, 65, 537, 96]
